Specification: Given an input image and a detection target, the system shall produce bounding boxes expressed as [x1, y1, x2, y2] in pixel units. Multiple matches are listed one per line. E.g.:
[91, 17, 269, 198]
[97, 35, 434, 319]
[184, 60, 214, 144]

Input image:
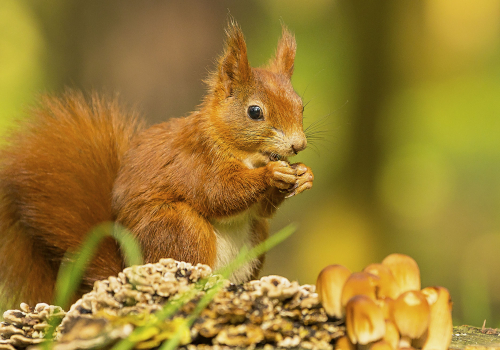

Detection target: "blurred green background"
[2, 0, 500, 327]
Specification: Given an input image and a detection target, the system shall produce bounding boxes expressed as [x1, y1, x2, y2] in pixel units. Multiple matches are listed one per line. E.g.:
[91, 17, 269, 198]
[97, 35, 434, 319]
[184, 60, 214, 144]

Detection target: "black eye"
[247, 105, 264, 120]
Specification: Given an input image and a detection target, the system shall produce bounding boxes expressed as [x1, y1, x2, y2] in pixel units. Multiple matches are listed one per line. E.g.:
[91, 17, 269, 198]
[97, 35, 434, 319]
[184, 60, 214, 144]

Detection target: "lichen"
[0, 303, 65, 349]
[1, 259, 343, 350]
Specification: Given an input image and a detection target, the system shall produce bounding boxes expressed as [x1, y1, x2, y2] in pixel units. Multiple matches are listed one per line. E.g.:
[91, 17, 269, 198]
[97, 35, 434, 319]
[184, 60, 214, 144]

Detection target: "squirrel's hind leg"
[130, 202, 217, 268]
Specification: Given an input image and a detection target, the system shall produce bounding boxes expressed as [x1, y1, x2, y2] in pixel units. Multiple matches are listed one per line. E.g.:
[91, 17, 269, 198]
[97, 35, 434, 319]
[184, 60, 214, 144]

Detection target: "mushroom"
[383, 319, 399, 350]
[392, 290, 430, 348]
[316, 264, 352, 319]
[369, 340, 394, 350]
[375, 297, 395, 322]
[381, 253, 420, 293]
[341, 272, 379, 308]
[334, 335, 356, 350]
[415, 286, 453, 350]
[345, 295, 386, 345]
[363, 263, 400, 299]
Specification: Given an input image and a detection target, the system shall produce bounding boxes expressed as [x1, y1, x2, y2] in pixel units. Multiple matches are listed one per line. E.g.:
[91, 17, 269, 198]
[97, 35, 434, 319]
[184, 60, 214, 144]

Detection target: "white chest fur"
[210, 206, 260, 284]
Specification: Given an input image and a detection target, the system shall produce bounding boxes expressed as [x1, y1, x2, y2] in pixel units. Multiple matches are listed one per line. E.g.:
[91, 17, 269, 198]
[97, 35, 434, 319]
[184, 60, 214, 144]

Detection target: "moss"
[451, 325, 500, 349]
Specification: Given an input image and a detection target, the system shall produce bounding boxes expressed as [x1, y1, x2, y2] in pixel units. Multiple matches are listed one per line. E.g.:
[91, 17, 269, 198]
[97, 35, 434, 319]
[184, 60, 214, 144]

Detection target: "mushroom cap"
[382, 253, 421, 293]
[419, 286, 453, 350]
[316, 264, 352, 319]
[364, 263, 400, 299]
[392, 290, 430, 339]
[345, 295, 386, 345]
[421, 286, 449, 306]
[341, 272, 379, 308]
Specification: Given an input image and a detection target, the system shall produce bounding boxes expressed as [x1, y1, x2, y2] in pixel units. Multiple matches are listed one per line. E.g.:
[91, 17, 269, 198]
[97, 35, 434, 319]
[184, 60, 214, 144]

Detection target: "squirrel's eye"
[247, 105, 264, 121]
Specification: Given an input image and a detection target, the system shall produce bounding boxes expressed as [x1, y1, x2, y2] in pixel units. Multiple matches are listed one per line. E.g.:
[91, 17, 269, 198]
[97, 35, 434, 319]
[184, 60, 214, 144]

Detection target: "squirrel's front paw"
[266, 160, 297, 191]
[285, 163, 314, 198]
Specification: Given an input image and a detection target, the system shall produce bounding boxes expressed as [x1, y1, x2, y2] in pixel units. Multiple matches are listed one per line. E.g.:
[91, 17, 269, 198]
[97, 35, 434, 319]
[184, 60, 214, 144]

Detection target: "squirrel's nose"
[290, 134, 307, 154]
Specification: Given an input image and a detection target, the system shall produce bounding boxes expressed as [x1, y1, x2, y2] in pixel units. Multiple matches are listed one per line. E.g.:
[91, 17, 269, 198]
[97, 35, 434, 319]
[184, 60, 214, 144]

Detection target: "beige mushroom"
[341, 272, 379, 308]
[375, 297, 395, 322]
[369, 340, 394, 350]
[316, 264, 352, 319]
[363, 263, 400, 299]
[415, 286, 453, 350]
[334, 335, 356, 350]
[345, 295, 386, 345]
[383, 319, 399, 350]
[381, 253, 421, 293]
[392, 290, 430, 348]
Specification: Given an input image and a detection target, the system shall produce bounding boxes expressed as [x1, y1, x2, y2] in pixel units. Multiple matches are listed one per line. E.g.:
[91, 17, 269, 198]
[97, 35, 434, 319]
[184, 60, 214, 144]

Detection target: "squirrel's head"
[205, 21, 306, 166]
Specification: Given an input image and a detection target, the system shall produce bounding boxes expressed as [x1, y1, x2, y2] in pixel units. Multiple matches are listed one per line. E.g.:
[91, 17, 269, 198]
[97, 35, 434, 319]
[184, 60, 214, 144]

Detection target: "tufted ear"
[268, 25, 296, 78]
[218, 21, 251, 97]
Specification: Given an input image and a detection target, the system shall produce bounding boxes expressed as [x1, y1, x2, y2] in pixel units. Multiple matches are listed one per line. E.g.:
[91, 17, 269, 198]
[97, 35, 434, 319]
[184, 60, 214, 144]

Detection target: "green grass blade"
[112, 223, 143, 267]
[53, 222, 143, 310]
[41, 222, 142, 350]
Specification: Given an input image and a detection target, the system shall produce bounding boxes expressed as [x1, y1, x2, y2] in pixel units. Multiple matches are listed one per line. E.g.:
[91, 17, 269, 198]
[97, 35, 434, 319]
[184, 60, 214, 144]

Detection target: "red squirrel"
[0, 22, 313, 308]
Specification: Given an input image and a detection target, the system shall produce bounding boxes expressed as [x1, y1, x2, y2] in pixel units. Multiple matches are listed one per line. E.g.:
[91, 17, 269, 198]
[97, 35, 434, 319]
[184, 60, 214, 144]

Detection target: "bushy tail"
[0, 91, 144, 309]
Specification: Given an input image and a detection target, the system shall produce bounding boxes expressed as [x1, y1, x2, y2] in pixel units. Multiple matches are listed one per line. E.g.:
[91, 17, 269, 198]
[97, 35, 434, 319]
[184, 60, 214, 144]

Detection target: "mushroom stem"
[369, 340, 394, 350]
[399, 335, 412, 348]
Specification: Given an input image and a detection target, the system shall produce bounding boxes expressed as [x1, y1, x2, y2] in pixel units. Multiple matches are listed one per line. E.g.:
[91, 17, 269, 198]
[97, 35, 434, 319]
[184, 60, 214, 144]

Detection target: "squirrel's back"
[0, 91, 144, 308]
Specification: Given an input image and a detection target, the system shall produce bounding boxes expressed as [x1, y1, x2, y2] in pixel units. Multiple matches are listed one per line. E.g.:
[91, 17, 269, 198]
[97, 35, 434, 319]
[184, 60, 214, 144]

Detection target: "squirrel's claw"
[284, 163, 314, 198]
[285, 181, 313, 198]
[268, 160, 296, 190]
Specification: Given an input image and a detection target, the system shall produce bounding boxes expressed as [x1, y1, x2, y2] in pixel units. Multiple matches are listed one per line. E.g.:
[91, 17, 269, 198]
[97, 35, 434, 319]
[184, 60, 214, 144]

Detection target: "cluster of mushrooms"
[316, 253, 453, 350]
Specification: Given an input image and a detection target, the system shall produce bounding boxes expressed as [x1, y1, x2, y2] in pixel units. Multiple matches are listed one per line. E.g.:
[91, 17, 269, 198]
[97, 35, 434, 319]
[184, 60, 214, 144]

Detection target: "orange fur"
[0, 92, 144, 307]
[0, 22, 313, 308]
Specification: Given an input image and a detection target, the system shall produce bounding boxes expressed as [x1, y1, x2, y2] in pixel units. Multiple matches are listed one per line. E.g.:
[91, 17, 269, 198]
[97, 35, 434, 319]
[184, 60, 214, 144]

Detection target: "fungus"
[259, 275, 300, 299]
[375, 297, 395, 322]
[335, 335, 356, 350]
[392, 291, 430, 348]
[381, 253, 421, 293]
[418, 286, 453, 350]
[0, 303, 65, 349]
[363, 263, 400, 299]
[2, 259, 344, 350]
[369, 340, 394, 350]
[341, 272, 379, 308]
[383, 319, 399, 350]
[345, 295, 386, 345]
[316, 264, 351, 319]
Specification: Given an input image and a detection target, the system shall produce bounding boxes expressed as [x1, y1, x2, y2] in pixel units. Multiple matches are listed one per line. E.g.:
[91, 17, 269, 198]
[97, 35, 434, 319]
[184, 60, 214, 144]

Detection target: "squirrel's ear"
[268, 25, 296, 78]
[218, 21, 251, 97]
